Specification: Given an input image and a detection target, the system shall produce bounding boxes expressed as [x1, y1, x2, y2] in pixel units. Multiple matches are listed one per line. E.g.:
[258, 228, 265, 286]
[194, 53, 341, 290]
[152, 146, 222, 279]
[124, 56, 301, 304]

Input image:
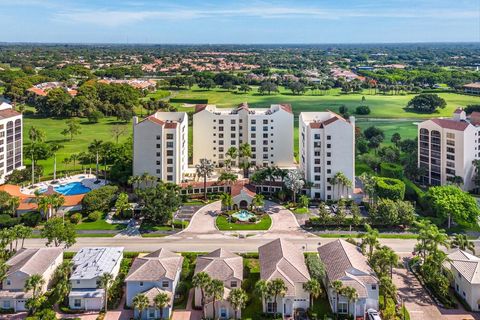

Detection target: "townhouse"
[125, 248, 183, 319]
[317, 240, 379, 318]
[0, 248, 63, 312]
[0, 102, 23, 184]
[68, 247, 124, 310]
[194, 248, 243, 319]
[418, 108, 480, 191]
[299, 111, 355, 200]
[258, 238, 311, 318]
[193, 103, 294, 168]
[133, 112, 188, 184]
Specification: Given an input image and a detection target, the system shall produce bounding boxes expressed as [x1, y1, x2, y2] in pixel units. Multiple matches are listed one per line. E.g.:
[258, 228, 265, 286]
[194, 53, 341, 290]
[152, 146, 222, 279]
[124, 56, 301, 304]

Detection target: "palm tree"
[361, 224, 380, 258]
[7, 196, 20, 217]
[238, 143, 252, 178]
[99, 272, 114, 312]
[342, 286, 358, 316]
[28, 126, 46, 143]
[24, 274, 45, 314]
[330, 280, 344, 314]
[133, 293, 150, 320]
[154, 292, 170, 319]
[192, 272, 212, 318]
[252, 194, 265, 211]
[227, 288, 248, 319]
[451, 234, 475, 254]
[220, 193, 233, 211]
[50, 194, 65, 219]
[225, 146, 238, 170]
[303, 279, 322, 308]
[379, 276, 397, 308]
[265, 166, 277, 197]
[17, 225, 32, 248]
[195, 158, 214, 200]
[88, 139, 104, 182]
[217, 172, 237, 185]
[37, 196, 52, 220]
[255, 279, 271, 313]
[206, 279, 224, 319]
[50, 142, 64, 182]
[284, 169, 305, 203]
[269, 278, 287, 318]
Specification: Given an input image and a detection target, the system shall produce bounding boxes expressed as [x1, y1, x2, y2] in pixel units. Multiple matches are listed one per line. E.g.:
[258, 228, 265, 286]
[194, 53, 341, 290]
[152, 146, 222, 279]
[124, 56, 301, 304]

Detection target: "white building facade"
[133, 112, 188, 184]
[299, 112, 355, 200]
[0, 103, 23, 184]
[193, 103, 294, 168]
[418, 109, 479, 191]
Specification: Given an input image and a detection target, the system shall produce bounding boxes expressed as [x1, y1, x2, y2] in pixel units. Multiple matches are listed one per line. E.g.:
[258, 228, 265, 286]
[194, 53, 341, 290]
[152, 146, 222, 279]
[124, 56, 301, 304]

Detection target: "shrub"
[0, 214, 19, 228]
[87, 211, 102, 222]
[69, 213, 82, 224]
[403, 178, 424, 202]
[173, 220, 188, 229]
[355, 105, 371, 115]
[375, 177, 405, 200]
[63, 252, 75, 259]
[20, 211, 42, 227]
[82, 185, 118, 212]
[380, 163, 404, 179]
[305, 253, 325, 281]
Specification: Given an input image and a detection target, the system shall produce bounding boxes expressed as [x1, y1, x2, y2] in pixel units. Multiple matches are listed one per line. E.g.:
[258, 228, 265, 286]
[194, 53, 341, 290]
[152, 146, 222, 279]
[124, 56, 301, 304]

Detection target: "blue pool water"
[232, 210, 255, 222]
[41, 182, 91, 196]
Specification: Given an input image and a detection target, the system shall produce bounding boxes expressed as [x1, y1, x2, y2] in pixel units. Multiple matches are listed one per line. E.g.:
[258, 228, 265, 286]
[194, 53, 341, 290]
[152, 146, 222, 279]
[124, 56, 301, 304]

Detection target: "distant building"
[133, 112, 188, 184]
[0, 248, 63, 312]
[0, 103, 23, 184]
[417, 108, 480, 191]
[463, 82, 480, 95]
[193, 103, 294, 168]
[299, 112, 355, 200]
[69, 247, 124, 311]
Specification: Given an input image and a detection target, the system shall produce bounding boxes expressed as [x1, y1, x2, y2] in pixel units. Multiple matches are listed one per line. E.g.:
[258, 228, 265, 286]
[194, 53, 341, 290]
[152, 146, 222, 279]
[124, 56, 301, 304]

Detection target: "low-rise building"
[299, 112, 355, 200]
[463, 82, 480, 95]
[317, 240, 379, 318]
[445, 249, 480, 311]
[193, 103, 294, 168]
[0, 102, 23, 184]
[259, 238, 311, 317]
[68, 247, 124, 311]
[125, 249, 183, 319]
[133, 112, 188, 184]
[194, 248, 243, 319]
[0, 248, 63, 312]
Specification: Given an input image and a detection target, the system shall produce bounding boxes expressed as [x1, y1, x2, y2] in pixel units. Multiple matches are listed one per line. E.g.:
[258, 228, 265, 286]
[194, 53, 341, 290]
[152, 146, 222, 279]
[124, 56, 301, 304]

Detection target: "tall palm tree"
[99, 272, 114, 312]
[227, 288, 248, 320]
[50, 194, 65, 220]
[17, 225, 33, 248]
[255, 279, 271, 313]
[225, 146, 238, 171]
[206, 279, 224, 320]
[265, 166, 277, 197]
[70, 153, 80, 172]
[269, 278, 287, 318]
[192, 272, 212, 318]
[24, 274, 45, 314]
[361, 224, 380, 258]
[238, 143, 252, 178]
[153, 292, 170, 319]
[133, 293, 149, 320]
[50, 142, 64, 182]
[195, 158, 214, 200]
[303, 279, 322, 308]
[37, 196, 52, 220]
[330, 280, 344, 314]
[252, 194, 265, 211]
[88, 139, 104, 182]
[451, 234, 475, 254]
[220, 193, 233, 211]
[7, 196, 20, 217]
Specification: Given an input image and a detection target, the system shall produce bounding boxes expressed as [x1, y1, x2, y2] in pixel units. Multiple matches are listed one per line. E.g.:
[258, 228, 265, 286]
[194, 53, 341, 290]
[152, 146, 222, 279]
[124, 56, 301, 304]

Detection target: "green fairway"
[356, 119, 419, 143]
[23, 115, 132, 176]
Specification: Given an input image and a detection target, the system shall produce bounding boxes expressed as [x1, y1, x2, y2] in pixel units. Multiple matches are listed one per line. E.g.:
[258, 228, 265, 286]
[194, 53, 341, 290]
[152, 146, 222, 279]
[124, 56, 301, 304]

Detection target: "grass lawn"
[242, 258, 262, 320]
[73, 217, 127, 231]
[316, 233, 418, 239]
[216, 215, 272, 231]
[293, 207, 309, 214]
[75, 233, 116, 237]
[310, 296, 333, 318]
[141, 233, 168, 238]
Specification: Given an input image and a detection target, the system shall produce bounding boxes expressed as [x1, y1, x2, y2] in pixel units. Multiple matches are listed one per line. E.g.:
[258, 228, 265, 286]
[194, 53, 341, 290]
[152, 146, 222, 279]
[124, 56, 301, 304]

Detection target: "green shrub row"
[375, 177, 405, 200]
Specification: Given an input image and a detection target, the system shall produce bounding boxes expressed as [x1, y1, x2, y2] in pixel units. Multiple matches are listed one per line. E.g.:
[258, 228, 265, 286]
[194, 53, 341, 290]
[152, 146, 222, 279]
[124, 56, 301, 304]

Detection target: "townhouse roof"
[70, 247, 124, 280]
[142, 287, 173, 306]
[125, 248, 183, 282]
[317, 240, 377, 298]
[429, 118, 470, 131]
[446, 250, 480, 284]
[6, 248, 63, 277]
[195, 248, 243, 281]
[259, 239, 310, 296]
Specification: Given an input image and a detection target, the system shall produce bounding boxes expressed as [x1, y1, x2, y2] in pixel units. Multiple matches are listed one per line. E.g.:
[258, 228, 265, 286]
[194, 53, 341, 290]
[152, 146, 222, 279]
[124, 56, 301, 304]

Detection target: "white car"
[367, 309, 382, 320]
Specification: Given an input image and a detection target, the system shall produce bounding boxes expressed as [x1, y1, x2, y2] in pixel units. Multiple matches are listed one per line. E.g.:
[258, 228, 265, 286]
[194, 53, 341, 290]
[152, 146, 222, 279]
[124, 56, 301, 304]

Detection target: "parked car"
[367, 309, 382, 320]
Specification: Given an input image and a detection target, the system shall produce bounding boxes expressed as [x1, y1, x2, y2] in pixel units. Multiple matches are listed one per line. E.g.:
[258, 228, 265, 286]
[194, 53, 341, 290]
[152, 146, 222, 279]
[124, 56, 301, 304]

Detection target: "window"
[167, 158, 173, 164]
[327, 144, 331, 148]
[167, 167, 173, 173]
[167, 175, 173, 181]
[267, 302, 275, 313]
[149, 309, 155, 318]
[219, 120, 224, 124]
[76, 280, 81, 284]
[162, 280, 169, 288]
[166, 142, 174, 148]
[371, 284, 377, 290]
[231, 140, 236, 145]
[447, 147, 455, 153]
[219, 126, 224, 132]
[263, 119, 268, 124]
[74, 299, 81, 308]
[263, 126, 268, 131]
[156, 169, 161, 174]
[167, 150, 173, 156]
[156, 152, 161, 157]
[315, 175, 321, 181]
[231, 119, 236, 124]
[5, 279, 10, 286]
[446, 132, 455, 139]
[156, 135, 161, 140]
[156, 144, 161, 148]
[230, 281, 237, 288]
[220, 307, 227, 318]
[140, 281, 144, 286]
[338, 302, 348, 314]
[314, 134, 320, 140]
[251, 120, 256, 124]
[166, 134, 173, 140]
[327, 135, 331, 140]
[218, 133, 223, 138]
[327, 152, 331, 157]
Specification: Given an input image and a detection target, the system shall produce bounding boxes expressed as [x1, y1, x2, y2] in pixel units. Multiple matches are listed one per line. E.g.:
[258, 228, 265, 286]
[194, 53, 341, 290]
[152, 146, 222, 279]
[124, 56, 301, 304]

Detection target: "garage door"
[85, 298, 103, 310]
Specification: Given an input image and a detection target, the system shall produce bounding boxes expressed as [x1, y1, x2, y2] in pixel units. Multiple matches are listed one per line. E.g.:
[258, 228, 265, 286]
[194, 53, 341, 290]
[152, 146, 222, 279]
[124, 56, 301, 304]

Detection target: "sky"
[0, 0, 479, 44]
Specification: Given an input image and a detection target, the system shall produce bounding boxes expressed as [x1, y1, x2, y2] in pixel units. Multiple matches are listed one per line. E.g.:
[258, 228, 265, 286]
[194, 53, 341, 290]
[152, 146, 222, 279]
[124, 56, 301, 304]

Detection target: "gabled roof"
[231, 183, 256, 197]
[259, 239, 310, 295]
[70, 247, 124, 280]
[195, 248, 243, 281]
[317, 240, 377, 297]
[126, 248, 183, 282]
[142, 287, 173, 306]
[6, 248, 63, 277]
[430, 118, 470, 131]
[447, 250, 480, 284]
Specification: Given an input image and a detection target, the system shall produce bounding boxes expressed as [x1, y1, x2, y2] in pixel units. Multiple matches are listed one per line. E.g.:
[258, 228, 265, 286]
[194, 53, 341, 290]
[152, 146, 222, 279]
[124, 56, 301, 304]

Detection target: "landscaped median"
[215, 214, 272, 231]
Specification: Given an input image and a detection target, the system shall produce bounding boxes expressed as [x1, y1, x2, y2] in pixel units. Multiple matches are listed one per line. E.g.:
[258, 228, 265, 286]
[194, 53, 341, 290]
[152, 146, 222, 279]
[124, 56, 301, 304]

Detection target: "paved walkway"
[172, 288, 202, 320]
[114, 218, 141, 238]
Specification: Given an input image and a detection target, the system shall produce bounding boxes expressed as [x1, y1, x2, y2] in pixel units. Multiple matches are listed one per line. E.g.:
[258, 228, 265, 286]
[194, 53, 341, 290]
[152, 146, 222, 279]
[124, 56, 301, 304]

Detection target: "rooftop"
[447, 250, 480, 284]
[125, 248, 183, 282]
[195, 103, 293, 115]
[195, 248, 243, 281]
[6, 247, 63, 277]
[70, 247, 124, 280]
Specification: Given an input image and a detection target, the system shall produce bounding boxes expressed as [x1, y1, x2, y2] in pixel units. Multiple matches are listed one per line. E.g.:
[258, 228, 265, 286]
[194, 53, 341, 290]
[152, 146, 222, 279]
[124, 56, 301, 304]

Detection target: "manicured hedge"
[169, 98, 208, 104]
[375, 177, 405, 200]
[380, 163, 404, 179]
[403, 178, 425, 203]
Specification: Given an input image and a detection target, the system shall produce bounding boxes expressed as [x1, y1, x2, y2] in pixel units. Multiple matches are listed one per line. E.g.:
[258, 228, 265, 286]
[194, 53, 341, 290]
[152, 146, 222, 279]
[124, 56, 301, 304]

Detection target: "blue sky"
[1, 0, 479, 44]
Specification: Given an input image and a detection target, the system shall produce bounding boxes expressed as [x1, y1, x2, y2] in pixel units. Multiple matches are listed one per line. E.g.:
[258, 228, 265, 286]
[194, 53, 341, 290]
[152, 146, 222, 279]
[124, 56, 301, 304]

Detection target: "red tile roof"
[146, 115, 165, 126]
[454, 108, 464, 114]
[0, 109, 21, 119]
[164, 122, 177, 129]
[27, 87, 47, 96]
[194, 104, 208, 113]
[280, 104, 293, 114]
[231, 182, 256, 197]
[430, 119, 470, 131]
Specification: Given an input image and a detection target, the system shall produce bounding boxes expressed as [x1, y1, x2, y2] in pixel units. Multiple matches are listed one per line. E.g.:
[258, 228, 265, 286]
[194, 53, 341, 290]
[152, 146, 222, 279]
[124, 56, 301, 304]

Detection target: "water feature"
[232, 210, 255, 222]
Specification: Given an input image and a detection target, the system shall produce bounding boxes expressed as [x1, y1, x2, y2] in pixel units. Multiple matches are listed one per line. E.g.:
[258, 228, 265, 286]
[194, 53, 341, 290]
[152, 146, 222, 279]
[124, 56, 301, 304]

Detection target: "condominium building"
[0, 102, 23, 184]
[418, 108, 480, 191]
[133, 112, 188, 184]
[193, 103, 294, 168]
[299, 111, 355, 200]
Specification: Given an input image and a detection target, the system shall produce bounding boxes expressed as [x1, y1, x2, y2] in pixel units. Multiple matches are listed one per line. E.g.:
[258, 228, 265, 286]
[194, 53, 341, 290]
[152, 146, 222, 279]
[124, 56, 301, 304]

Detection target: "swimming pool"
[41, 182, 91, 196]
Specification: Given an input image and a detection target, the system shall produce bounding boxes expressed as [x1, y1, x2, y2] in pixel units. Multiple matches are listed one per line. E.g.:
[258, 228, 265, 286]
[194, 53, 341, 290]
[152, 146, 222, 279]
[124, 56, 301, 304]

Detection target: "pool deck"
[20, 174, 106, 196]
